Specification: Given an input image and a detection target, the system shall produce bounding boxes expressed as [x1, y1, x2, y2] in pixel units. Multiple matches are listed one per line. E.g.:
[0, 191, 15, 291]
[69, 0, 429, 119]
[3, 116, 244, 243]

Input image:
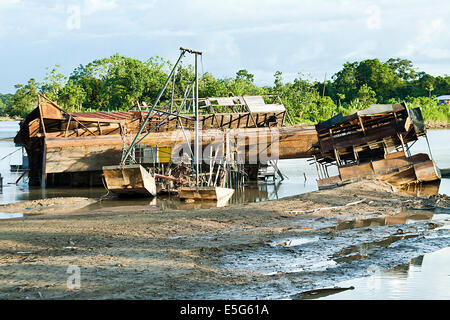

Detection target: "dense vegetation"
[1, 55, 449, 124]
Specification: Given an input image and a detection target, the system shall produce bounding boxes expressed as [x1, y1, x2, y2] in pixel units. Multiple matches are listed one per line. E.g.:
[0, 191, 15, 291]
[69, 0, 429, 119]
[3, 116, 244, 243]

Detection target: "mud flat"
[0, 197, 97, 215]
[0, 180, 449, 299]
[425, 120, 450, 130]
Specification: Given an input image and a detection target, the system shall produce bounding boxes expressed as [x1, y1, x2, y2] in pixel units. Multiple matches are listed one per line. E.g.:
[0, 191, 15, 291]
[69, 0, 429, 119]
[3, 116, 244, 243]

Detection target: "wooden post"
[37, 95, 47, 137]
[334, 148, 341, 167]
[64, 115, 72, 137]
[353, 146, 359, 164]
[358, 116, 366, 136]
[398, 133, 406, 155]
[313, 155, 322, 180]
[41, 142, 47, 189]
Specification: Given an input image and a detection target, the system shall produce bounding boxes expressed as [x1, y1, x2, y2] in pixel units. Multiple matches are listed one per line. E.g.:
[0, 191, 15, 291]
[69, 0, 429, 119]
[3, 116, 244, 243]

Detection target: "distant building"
[436, 95, 450, 105]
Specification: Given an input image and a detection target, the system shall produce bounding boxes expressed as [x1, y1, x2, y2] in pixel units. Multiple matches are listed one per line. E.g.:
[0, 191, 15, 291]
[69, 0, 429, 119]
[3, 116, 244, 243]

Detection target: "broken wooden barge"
[14, 94, 317, 187]
[312, 103, 441, 189]
[14, 95, 439, 191]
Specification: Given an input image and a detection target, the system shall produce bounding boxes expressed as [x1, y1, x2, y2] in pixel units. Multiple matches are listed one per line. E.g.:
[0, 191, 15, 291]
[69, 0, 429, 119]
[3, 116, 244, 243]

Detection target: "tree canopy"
[1, 55, 449, 123]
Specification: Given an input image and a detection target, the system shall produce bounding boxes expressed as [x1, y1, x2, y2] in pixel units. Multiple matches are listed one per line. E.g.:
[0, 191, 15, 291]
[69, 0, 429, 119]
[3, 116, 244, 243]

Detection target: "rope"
[1, 148, 20, 161]
[99, 175, 111, 202]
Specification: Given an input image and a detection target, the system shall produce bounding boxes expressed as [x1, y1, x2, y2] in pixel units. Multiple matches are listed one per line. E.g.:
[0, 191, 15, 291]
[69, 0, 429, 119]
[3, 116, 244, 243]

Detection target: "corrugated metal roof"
[71, 111, 136, 120]
[315, 104, 405, 131]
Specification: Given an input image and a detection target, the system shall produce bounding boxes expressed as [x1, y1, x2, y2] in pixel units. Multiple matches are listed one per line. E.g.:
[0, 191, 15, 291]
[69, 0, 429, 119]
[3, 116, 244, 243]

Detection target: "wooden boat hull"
[178, 186, 235, 206]
[414, 160, 441, 182]
[102, 164, 156, 197]
[317, 152, 441, 189]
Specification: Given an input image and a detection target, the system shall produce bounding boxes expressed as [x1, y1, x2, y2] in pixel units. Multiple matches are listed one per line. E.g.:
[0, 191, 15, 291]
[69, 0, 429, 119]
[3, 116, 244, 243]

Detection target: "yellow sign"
[157, 147, 171, 163]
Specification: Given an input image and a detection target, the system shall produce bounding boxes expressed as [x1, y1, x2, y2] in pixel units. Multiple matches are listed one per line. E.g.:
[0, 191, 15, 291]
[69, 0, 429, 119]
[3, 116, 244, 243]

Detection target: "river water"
[0, 121, 327, 208]
[0, 121, 449, 206]
[320, 246, 450, 300]
[1, 121, 450, 299]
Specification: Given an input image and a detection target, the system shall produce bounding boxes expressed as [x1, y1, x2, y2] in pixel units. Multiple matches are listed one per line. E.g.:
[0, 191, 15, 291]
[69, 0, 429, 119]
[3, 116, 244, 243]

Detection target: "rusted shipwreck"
[312, 103, 441, 189]
[14, 94, 439, 191]
[14, 94, 317, 187]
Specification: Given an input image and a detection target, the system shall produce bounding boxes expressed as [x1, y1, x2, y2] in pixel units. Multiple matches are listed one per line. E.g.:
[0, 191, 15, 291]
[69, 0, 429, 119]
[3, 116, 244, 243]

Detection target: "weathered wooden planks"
[102, 164, 157, 197]
[43, 126, 318, 174]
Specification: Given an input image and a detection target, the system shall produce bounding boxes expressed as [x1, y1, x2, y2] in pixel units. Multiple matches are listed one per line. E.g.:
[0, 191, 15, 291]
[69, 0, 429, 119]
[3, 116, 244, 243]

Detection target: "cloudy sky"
[0, 0, 449, 93]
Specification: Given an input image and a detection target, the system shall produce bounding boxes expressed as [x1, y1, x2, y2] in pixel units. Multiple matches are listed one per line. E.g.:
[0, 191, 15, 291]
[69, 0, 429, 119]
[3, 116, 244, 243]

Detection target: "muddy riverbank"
[0, 179, 449, 299]
[425, 120, 450, 129]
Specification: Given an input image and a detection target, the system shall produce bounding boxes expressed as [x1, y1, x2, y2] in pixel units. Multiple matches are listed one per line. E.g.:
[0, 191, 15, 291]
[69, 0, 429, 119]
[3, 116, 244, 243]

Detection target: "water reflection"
[0, 212, 23, 220]
[320, 246, 450, 300]
[335, 210, 435, 231]
[397, 181, 441, 197]
[1, 121, 449, 209]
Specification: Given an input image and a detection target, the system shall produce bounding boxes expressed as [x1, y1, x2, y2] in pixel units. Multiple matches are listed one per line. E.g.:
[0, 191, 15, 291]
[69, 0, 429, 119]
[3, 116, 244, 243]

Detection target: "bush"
[405, 96, 450, 122]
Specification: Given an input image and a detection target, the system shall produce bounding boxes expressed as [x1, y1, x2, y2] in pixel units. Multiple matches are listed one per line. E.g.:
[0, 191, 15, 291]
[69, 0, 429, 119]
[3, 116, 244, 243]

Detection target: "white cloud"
[84, 0, 118, 15]
[135, 0, 157, 10]
[2, 0, 450, 92]
[0, 0, 20, 7]
[343, 41, 377, 60]
[206, 32, 240, 58]
[399, 18, 447, 58]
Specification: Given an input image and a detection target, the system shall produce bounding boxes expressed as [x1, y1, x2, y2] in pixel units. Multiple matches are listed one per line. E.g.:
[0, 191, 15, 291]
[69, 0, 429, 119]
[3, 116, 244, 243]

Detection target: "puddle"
[271, 237, 318, 247]
[333, 234, 420, 263]
[0, 212, 23, 220]
[335, 210, 435, 231]
[319, 246, 450, 300]
[210, 208, 450, 299]
[309, 260, 337, 271]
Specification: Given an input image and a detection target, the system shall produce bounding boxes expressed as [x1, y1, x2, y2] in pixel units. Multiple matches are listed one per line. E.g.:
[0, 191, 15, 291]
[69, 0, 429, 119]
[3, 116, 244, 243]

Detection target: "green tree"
[199, 72, 229, 98]
[0, 93, 13, 116]
[277, 74, 336, 123]
[354, 59, 400, 102]
[417, 73, 436, 98]
[3, 54, 449, 125]
[236, 69, 254, 83]
[41, 65, 67, 101]
[273, 71, 284, 95]
[386, 58, 417, 81]
[331, 62, 359, 102]
[434, 76, 450, 96]
[58, 80, 87, 111]
[100, 56, 153, 110]
[354, 84, 377, 109]
[336, 93, 345, 107]
[8, 79, 39, 118]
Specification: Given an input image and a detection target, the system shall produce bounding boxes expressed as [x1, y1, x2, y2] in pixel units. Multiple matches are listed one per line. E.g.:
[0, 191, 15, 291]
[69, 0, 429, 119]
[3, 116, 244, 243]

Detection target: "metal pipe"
[194, 52, 199, 185]
[425, 134, 434, 160]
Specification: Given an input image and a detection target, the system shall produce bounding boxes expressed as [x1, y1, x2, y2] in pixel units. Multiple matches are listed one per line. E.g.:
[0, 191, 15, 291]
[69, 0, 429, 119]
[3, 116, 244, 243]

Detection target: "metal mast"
[194, 51, 200, 185]
[179, 47, 203, 186]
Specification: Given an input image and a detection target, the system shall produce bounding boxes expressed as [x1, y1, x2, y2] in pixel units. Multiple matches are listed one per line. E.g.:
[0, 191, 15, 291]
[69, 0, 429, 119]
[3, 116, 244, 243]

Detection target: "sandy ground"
[0, 179, 449, 299]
